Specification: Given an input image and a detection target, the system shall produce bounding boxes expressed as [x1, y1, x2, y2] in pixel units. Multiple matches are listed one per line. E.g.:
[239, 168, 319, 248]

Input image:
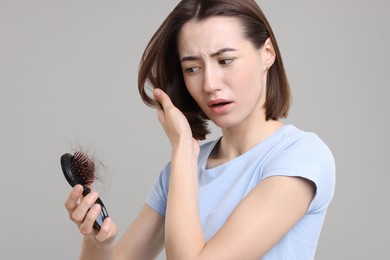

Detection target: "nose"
[203, 66, 221, 93]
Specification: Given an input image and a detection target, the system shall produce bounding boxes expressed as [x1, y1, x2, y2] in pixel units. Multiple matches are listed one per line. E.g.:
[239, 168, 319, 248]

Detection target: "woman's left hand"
[153, 88, 199, 155]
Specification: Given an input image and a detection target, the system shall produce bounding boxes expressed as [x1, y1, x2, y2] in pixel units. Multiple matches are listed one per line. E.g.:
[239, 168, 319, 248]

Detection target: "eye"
[184, 66, 200, 74]
[219, 58, 235, 65]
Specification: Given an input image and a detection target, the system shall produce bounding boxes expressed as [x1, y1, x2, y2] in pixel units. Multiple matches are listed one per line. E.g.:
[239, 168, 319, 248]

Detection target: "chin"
[211, 118, 240, 130]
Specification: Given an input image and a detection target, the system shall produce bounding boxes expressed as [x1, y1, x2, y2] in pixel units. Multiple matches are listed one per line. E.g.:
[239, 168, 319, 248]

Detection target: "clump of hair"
[71, 144, 111, 195]
[71, 151, 95, 185]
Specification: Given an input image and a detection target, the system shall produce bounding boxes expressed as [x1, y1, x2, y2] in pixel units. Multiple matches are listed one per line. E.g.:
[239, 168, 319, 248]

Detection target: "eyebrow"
[180, 48, 237, 63]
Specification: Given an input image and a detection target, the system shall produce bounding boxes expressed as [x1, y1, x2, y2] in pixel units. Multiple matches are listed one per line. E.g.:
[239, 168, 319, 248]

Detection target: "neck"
[217, 120, 284, 161]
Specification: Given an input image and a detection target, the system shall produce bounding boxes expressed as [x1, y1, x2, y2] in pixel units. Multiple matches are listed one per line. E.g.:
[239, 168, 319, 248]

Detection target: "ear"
[261, 37, 276, 71]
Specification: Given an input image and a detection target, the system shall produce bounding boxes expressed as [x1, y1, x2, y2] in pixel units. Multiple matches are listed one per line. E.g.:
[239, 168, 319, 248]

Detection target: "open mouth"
[211, 102, 231, 107]
[208, 100, 233, 114]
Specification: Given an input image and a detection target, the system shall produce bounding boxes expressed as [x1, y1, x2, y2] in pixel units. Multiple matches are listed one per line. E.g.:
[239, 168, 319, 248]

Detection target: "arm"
[197, 176, 315, 259]
[114, 204, 165, 260]
[65, 185, 164, 260]
[153, 89, 315, 260]
[167, 148, 314, 260]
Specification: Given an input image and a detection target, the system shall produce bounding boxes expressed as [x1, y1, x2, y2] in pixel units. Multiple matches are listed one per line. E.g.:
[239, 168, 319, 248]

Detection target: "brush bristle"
[71, 151, 95, 185]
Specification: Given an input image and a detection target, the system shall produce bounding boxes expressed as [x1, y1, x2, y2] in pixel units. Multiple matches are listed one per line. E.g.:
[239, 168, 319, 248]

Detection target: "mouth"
[210, 101, 232, 107]
[208, 99, 232, 107]
[207, 99, 233, 114]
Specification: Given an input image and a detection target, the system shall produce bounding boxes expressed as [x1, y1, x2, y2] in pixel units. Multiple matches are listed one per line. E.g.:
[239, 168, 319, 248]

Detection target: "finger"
[64, 184, 84, 218]
[71, 191, 99, 224]
[153, 88, 173, 110]
[156, 104, 166, 125]
[153, 89, 167, 124]
[79, 203, 101, 235]
[154, 88, 177, 125]
[96, 217, 118, 243]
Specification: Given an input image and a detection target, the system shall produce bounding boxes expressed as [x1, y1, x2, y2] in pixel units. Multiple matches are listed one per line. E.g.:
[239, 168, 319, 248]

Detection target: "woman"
[65, 0, 335, 259]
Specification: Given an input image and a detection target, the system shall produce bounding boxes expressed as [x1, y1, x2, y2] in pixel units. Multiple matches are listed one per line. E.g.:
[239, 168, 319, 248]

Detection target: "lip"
[208, 99, 232, 107]
[207, 99, 233, 114]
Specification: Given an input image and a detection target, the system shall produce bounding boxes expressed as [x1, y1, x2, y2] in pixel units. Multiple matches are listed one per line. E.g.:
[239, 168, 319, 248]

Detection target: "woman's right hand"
[64, 184, 118, 245]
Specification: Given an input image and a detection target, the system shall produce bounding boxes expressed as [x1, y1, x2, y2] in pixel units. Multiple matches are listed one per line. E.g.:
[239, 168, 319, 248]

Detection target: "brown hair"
[138, 0, 290, 140]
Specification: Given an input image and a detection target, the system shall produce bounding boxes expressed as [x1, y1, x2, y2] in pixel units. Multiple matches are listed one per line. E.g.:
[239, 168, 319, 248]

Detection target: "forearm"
[114, 204, 165, 260]
[80, 236, 115, 260]
[79, 205, 164, 260]
[165, 142, 205, 260]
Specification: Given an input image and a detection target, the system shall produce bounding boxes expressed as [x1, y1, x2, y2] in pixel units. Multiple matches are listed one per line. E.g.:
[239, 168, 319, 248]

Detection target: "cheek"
[230, 68, 265, 104]
[240, 64, 264, 89]
[232, 57, 261, 82]
[228, 68, 259, 91]
[184, 76, 202, 100]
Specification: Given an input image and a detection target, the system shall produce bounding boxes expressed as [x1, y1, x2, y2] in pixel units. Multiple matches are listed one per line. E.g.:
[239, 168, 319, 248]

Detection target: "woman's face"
[177, 16, 274, 131]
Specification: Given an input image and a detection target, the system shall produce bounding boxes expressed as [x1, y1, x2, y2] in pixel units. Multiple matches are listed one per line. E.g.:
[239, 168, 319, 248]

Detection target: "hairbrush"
[61, 151, 109, 229]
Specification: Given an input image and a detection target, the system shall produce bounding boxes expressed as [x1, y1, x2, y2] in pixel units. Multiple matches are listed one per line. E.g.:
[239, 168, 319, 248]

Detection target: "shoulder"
[262, 125, 336, 212]
[269, 125, 334, 167]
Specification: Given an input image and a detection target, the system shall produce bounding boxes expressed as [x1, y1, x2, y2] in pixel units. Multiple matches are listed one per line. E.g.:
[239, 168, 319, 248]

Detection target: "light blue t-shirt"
[146, 124, 335, 259]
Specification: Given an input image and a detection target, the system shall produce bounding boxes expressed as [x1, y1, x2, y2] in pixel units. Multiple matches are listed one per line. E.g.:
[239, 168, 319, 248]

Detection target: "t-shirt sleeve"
[145, 163, 171, 217]
[260, 133, 336, 213]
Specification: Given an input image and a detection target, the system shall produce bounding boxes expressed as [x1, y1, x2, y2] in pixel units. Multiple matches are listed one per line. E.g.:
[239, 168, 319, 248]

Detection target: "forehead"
[177, 16, 245, 56]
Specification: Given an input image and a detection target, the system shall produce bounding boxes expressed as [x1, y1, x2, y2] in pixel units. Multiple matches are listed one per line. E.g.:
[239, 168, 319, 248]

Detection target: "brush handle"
[82, 186, 109, 230]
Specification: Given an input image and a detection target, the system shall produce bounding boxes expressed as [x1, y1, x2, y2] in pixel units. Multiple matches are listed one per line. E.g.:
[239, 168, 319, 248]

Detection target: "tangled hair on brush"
[71, 151, 96, 185]
[71, 145, 111, 195]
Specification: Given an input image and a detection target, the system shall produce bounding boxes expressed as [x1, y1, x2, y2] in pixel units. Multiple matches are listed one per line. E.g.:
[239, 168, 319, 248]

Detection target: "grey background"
[0, 0, 388, 259]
